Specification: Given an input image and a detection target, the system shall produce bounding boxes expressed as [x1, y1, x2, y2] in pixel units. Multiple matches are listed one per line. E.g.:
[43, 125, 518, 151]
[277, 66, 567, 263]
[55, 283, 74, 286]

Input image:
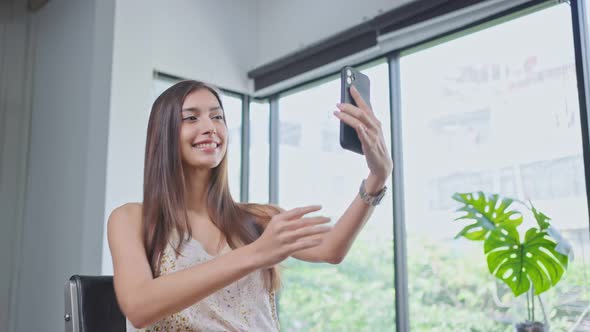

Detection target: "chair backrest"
[64, 275, 126, 332]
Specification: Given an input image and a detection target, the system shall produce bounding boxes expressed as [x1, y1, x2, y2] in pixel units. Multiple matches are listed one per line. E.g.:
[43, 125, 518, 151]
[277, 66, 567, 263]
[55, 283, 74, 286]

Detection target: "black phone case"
[340, 66, 370, 155]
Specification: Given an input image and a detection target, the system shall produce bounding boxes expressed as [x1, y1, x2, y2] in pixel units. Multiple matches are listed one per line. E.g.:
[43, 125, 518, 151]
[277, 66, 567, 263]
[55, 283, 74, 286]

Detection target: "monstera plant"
[452, 192, 573, 331]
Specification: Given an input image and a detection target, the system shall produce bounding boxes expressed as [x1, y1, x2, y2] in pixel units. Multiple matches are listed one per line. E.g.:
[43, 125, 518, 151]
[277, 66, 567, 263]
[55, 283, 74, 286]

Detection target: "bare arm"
[291, 174, 387, 264]
[108, 203, 330, 328]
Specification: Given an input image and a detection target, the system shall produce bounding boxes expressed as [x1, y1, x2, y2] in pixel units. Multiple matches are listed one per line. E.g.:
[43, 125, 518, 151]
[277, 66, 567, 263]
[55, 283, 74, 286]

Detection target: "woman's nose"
[203, 128, 216, 136]
[199, 118, 215, 135]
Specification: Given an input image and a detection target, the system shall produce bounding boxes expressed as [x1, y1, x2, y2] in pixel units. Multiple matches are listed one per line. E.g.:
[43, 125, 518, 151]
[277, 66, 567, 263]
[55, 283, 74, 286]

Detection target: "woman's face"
[179, 88, 228, 170]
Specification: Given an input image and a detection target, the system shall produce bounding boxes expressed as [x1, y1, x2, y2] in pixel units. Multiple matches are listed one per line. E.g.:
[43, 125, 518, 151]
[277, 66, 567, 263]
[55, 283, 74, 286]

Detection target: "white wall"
[13, 0, 114, 331]
[255, 0, 413, 66]
[100, 0, 154, 274]
[152, 0, 258, 93]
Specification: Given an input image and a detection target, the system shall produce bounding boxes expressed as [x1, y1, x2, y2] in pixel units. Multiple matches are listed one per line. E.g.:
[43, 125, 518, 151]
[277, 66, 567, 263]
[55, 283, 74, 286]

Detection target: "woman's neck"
[184, 168, 211, 215]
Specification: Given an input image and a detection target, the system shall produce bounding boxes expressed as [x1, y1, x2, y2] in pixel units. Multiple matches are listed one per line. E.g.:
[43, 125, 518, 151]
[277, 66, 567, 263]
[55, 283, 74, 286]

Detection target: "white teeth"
[193, 143, 218, 149]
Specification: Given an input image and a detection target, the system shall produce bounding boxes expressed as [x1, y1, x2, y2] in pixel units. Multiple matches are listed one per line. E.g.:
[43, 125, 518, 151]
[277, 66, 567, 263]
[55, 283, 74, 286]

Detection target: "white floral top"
[126, 238, 280, 332]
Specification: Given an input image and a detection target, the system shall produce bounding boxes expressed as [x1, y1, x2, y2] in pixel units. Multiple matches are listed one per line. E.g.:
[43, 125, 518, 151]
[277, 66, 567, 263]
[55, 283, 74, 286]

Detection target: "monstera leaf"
[484, 225, 569, 296]
[452, 192, 523, 241]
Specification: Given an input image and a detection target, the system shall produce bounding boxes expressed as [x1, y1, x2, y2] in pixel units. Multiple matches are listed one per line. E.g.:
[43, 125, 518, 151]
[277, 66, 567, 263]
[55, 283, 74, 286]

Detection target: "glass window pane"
[277, 61, 395, 330]
[249, 100, 270, 203]
[220, 93, 243, 201]
[400, 4, 590, 330]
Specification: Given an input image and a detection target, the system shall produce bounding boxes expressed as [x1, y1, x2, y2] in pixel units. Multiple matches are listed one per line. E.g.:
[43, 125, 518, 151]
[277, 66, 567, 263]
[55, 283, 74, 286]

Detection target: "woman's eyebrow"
[181, 106, 222, 113]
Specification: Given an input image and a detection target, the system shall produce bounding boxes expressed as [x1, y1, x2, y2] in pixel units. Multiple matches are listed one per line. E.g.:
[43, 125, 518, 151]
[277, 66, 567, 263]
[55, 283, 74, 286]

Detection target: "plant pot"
[514, 321, 546, 332]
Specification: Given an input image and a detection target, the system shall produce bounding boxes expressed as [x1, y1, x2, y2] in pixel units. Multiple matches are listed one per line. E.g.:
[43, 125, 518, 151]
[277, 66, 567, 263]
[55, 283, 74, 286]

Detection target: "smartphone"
[340, 66, 371, 155]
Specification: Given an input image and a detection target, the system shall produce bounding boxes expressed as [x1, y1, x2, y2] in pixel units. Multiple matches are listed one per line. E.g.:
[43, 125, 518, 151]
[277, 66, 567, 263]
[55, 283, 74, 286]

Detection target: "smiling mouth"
[192, 142, 220, 150]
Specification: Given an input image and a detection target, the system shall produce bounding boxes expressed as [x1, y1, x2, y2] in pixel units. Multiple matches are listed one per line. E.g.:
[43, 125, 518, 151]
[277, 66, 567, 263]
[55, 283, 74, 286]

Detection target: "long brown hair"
[143, 80, 281, 290]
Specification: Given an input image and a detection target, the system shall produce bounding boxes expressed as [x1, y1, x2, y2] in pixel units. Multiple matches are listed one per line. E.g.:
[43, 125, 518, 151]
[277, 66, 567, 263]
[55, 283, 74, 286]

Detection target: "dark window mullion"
[388, 53, 409, 332]
[571, 0, 590, 232]
[240, 95, 250, 203]
[269, 96, 280, 205]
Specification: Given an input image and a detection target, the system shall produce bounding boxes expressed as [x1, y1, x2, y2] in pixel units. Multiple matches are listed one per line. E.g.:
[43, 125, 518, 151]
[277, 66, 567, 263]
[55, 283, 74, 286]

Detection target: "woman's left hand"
[334, 85, 394, 185]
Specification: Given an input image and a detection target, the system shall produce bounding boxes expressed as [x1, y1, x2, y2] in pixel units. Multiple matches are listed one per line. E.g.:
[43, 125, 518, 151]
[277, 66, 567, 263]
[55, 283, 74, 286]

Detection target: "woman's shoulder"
[107, 203, 148, 275]
[111, 202, 142, 218]
[107, 202, 143, 236]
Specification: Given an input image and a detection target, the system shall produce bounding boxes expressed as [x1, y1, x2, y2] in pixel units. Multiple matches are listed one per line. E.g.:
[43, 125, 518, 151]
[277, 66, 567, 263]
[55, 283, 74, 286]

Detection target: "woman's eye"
[212, 115, 224, 120]
[183, 116, 198, 121]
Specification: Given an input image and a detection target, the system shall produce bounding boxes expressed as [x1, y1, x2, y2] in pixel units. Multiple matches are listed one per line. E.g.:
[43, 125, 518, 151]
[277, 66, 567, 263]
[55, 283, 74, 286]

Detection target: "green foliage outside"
[279, 238, 395, 332]
[278, 216, 588, 331]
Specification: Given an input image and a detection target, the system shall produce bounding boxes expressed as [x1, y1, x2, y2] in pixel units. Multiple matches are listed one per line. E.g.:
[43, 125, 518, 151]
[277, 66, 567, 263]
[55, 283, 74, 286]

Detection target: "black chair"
[64, 275, 126, 332]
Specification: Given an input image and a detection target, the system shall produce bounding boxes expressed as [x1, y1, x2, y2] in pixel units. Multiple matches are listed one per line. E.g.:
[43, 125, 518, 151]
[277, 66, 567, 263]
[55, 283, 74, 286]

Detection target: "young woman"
[108, 80, 393, 331]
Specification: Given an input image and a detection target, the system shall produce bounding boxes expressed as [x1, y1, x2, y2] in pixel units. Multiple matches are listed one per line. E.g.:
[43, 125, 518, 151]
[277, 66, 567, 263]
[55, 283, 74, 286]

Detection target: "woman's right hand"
[251, 205, 331, 269]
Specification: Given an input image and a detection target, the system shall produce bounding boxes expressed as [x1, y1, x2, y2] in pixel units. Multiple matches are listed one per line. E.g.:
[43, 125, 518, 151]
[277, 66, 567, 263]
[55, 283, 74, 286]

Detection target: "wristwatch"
[359, 179, 388, 206]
